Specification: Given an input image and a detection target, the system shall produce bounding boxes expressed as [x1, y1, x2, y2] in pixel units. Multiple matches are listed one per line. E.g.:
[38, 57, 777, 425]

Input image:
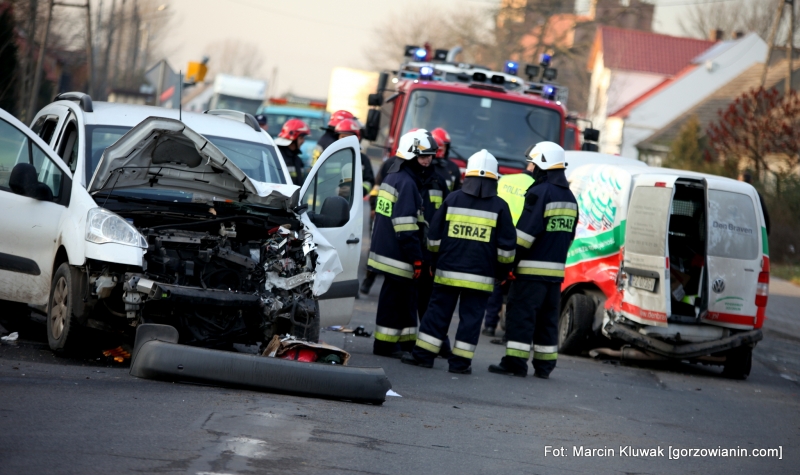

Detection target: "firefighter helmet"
[395, 129, 438, 160]
[525, 141, 566, 170]
[431, 127, 450, 159]
[274, 118, 310, 146]
[334, 118, 363, 140]
[465, 149, 498, 180]
[327, 110, 355, 129]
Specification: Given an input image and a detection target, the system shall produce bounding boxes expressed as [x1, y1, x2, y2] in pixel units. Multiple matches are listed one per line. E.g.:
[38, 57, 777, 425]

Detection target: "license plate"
[630, 275, 656, 292]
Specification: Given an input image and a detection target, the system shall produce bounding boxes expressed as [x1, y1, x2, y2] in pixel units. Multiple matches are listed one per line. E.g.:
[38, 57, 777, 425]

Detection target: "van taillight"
[756, 271, 769, 307]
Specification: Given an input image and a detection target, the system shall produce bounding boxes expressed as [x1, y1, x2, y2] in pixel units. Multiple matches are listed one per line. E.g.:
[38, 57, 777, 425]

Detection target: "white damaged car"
[0, 96, 364, 352]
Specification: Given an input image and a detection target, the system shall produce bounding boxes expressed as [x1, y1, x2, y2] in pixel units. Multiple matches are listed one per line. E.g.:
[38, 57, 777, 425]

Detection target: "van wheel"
[47, 263, 84, 352]
[722, 345, 752, 380]
[558, 294, 594, 355]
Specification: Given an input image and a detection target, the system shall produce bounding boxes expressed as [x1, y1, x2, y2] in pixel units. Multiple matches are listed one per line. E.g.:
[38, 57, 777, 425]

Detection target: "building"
[586, 26, 716, 154]
[609, 33, 767, 160]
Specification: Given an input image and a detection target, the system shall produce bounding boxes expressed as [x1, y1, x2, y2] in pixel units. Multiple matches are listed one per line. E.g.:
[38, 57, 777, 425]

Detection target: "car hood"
[87, 116, 299, 209]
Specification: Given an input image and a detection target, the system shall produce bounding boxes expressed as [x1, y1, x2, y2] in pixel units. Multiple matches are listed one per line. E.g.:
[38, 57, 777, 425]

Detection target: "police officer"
[482, 161, 536, 337]
[368, 129, 438, 358]
[334, 118, 375, 199]
[401, 150, 517, 374]
[430, 128, 461, 191]
[489, 141, 577, 379]
[312, 110, 356, 163]
[274, 119, 310, 186]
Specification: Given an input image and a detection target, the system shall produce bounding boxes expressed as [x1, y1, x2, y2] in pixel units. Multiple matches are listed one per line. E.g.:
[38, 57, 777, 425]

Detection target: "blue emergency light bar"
[504, 61, 519, 75]
[414, 48, 428, 60]
[419, 66, 434, 79]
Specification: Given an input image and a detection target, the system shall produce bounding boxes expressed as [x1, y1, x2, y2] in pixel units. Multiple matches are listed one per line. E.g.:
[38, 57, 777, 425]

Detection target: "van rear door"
[702, 186, 761, 329]
[620, 175, 678, 327]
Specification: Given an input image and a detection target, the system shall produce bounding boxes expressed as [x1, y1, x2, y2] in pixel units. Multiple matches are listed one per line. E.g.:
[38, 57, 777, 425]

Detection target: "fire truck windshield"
[401, 89, 561, 167]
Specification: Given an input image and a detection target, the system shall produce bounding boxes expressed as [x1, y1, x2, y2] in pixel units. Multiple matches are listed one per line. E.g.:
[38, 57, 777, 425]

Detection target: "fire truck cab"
[363, 46, 597, 175]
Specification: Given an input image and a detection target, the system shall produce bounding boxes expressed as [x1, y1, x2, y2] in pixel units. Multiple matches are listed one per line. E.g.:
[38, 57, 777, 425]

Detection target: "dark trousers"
[416, 269, 434, 319]
[412, 284, 490, 372]
[500, 280, 561, 376]
[483, 282, 504, 329]
[374, 275, 418, 355]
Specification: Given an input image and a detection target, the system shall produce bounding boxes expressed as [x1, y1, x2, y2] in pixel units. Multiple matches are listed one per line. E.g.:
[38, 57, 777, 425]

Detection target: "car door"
[299, 135, 364, 326]
[620, 175, 678, 328]
[702, 185, 762, 329]
[0, 109, 72, 306]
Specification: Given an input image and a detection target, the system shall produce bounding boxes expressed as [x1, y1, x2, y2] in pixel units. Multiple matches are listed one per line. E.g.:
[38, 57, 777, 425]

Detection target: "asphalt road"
[1, 209, 799, 474]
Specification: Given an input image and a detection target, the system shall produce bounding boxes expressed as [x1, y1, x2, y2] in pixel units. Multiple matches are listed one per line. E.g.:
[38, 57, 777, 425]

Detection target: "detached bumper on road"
[130, 324, 391, 404]
[604, 320, 763, 359]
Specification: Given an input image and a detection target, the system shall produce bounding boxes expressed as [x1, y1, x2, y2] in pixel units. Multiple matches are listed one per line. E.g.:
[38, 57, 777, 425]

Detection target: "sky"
[157, 0, 720, 99]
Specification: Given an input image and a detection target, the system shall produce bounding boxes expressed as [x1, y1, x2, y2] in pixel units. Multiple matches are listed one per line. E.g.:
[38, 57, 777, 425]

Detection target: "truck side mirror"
[368, 93, 383, 107]
[363, 109, 381, 141]
[581, 143, 599, 152]
[583, 128, 600, 142]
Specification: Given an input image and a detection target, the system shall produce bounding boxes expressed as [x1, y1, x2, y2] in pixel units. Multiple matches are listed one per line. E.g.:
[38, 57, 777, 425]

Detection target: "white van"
[558, 152, 768, 379]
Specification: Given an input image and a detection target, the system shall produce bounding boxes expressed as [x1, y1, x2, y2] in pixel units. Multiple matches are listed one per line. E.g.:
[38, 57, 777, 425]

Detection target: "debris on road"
[263, 334, 350, 365]
[386, 389, 402, 397]
[354, 325, 372, 337]
[1, 332, 19, 342]
[102, 346, 131, 363]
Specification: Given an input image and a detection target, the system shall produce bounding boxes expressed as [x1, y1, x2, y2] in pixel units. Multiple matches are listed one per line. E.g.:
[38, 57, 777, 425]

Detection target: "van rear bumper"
[604, 320, 762, 359]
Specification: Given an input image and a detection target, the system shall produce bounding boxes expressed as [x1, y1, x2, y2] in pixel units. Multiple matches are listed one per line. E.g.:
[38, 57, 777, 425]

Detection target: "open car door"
[300, 135, 363, 326]
[620, 175, 678, 328]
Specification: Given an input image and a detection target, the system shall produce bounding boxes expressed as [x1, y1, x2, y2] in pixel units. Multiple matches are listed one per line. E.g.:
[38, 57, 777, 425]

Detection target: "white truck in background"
[208, 74, 268, 115]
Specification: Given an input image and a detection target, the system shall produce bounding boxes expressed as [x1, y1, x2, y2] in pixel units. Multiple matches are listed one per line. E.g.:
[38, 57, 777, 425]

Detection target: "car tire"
[558, 293, 594, 355]
[47, 263, 84, 352]
[721, 345, 752, 380]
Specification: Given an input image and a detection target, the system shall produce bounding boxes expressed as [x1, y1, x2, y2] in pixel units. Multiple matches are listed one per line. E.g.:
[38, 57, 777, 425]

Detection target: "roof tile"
[598, 26, 715, 76]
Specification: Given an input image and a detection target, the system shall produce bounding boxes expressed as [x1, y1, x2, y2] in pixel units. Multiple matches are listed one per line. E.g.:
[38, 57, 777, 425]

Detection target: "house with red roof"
[610, 32, 767, 161]
[587, 27, 716, 154]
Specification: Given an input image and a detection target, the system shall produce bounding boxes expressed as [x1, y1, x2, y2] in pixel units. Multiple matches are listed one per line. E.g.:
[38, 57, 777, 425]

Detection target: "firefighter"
[430, 128, 461, 191]
[401, 149, 517, 374]
[482, 161, 536, 337]
[368, 129, 438, 358]
[312, 110, 356, 163]
[489, 141, 577, 379]
[334, 118, 375, 199]
[274, 119, 310, 186]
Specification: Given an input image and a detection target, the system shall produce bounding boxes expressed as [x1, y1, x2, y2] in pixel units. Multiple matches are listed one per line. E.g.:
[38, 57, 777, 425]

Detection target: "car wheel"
[721, 345, 752, 380]
[558, 293, 594, 355]
[47, 263, 84, 352]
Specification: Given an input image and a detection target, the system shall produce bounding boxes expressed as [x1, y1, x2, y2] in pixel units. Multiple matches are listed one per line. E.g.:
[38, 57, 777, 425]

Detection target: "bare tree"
[680, 0, 781, 41]
[204, 39, 266, 78]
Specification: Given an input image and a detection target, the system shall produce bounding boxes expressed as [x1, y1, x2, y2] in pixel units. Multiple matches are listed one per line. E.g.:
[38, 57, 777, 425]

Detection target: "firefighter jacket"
[370, 156, 398, 211]
[497, 171, 535, 225]
[426, 182, 517, 292]
[433, 158, 462, 191]
[420, 171, 449, 262]
[360, 149, 375, 197]
[367, 164, 424, 279]
[277, 145, 305, 186]
[311, 129, 338, 164]
[513, 169, 578, 283]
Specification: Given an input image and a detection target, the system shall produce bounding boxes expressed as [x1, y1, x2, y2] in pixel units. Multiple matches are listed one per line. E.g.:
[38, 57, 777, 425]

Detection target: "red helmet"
[327, 110, 355, 128]
[431, 128, 450, 159]
[275, 118, 310, 146]
[334, 118, 363, 140]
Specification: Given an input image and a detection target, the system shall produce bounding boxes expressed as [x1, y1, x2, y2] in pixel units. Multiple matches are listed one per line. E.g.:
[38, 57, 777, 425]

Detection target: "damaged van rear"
[558, 152, 768, 379]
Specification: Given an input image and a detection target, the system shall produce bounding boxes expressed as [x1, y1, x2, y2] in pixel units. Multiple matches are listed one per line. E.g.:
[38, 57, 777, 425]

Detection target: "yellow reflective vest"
[497, 172, 534, 225]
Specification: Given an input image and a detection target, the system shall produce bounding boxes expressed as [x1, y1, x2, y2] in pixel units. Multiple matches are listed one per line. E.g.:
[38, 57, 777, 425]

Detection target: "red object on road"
[280, 348, 318, 362]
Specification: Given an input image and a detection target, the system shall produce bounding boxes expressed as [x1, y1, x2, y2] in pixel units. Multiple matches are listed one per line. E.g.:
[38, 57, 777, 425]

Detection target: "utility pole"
[788, 0, 795, 94]
[761, 0, 785, 87]
[53, 1, 94, 97]
[18, 0, 38, 121]
[26, 0, 53, 121]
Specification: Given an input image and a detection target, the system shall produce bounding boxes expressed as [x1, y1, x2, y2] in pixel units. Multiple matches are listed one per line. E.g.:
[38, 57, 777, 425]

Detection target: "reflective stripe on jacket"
[426, 189, 516, 290]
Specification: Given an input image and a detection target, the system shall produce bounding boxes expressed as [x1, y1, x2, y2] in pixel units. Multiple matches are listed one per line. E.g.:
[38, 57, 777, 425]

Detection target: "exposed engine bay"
[92, 200, 322, 349]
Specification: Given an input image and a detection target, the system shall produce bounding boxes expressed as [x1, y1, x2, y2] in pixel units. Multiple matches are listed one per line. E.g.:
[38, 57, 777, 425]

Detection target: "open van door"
[300, 135, 363, 326]
[702, 185, 762, 329]
[620, 175, 678, 327]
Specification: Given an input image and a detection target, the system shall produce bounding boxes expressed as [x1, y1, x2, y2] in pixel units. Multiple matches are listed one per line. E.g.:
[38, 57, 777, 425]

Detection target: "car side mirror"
[309, 196, 349, 228]
[8, 162, 51, 200]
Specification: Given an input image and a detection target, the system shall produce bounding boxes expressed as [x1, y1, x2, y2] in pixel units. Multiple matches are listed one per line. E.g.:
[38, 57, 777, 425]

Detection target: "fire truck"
[362, 45, 597, 174]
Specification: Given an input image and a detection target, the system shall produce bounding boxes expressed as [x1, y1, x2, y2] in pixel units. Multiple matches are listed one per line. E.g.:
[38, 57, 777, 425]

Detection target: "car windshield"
[262, 113, 326, 141]
[211, 94, 263, 115]
[400, 89, 562, 167]
[84, 125, 286, 185]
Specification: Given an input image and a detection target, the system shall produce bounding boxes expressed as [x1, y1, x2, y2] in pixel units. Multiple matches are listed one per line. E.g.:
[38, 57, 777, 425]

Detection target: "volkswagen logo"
[712, 278, 725, 293]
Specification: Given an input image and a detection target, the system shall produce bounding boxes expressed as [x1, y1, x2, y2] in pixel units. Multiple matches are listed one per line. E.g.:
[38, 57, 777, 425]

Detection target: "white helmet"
[465, 149, 499, 180]
[395, 129, 438, 160]
[339, 162, 353, 186]
[525, 141, 566, 170]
